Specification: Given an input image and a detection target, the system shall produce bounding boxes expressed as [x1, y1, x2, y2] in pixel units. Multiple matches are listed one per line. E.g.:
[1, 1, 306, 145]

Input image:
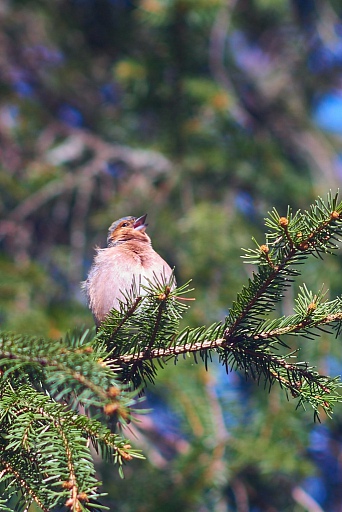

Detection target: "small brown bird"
[83, 214, 174, 327]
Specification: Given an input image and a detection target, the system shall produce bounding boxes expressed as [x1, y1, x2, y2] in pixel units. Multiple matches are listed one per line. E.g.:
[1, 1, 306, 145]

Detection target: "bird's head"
[107, 214, 150, 247]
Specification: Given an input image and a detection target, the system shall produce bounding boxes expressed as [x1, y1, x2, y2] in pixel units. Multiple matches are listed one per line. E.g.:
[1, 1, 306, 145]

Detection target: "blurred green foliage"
[1, 0, 342, 510]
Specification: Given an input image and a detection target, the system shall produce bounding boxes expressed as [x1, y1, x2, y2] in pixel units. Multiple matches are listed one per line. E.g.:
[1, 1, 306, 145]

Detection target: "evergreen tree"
[1, 192, 342, 510]
[1, 1, 342, 510]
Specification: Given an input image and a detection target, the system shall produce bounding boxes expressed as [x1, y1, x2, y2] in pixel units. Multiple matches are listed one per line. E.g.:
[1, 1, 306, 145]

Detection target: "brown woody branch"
[113, 311, 342, 365]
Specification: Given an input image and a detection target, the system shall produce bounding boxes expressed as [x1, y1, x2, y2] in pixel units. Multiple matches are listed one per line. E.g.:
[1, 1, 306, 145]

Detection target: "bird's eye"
[121, 222, 129, 227]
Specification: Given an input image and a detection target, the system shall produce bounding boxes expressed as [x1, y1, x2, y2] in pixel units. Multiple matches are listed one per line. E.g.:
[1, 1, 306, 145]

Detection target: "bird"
[83, 214, 174, 327]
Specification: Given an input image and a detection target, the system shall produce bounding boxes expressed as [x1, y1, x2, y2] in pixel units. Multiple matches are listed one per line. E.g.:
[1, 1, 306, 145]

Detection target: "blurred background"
[1, 0, 342, 510]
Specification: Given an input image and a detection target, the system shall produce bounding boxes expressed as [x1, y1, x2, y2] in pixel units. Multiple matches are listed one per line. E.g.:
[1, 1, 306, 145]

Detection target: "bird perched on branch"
[83, 214, 174, 327]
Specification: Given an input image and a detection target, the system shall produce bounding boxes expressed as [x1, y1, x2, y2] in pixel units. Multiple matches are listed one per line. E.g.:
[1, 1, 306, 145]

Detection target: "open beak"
[133, 214, 148, 232]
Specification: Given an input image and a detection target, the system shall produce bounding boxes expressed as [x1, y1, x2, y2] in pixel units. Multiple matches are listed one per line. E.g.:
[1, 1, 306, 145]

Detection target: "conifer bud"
[158, 285, 171, 300]
[120, 451, 133, 461]
[107, 386, 120, 398]
[279, 217, 289, 227]
[104, 403, 119, 415]
[62, 481, 73, 489]
[77, 493, 89, 502]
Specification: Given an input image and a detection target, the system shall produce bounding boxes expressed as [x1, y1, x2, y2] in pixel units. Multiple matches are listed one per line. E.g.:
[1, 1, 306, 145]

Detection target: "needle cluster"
[1, 192, 342, 510]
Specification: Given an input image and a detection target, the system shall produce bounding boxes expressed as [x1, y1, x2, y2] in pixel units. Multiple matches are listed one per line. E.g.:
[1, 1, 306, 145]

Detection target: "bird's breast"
[86, 243, 173, 325]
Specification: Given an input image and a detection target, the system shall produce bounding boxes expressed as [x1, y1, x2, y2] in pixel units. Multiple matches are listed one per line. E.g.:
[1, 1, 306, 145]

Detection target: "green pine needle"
[2, 191, 342, 509]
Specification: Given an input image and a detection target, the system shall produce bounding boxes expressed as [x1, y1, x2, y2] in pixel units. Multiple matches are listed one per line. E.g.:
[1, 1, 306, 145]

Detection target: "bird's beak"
[133, 214, 148, 232]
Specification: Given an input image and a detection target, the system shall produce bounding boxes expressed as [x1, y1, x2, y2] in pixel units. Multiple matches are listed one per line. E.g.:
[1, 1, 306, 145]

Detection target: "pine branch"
[0, 329, 143, 509]
[111, 306, 342, 416]
[225, 192, 342, 340]
[101, 191, 342, 417]
[97, 273, 190, 388]
[0, 385, 100, 510]
[0, 383, 142, 510]
[2, 191, 342, 509]
[0, 448, 49, 512]
[114, 307, 342, 364]
[0, 329, 135, 418]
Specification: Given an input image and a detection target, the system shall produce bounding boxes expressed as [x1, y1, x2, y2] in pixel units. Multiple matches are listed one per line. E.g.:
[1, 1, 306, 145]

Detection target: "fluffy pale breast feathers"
[85, 243, 173, 327]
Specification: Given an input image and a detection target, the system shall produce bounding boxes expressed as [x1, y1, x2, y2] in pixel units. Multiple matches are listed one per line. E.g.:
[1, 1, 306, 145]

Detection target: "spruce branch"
[0, 328, 143, 509]
[225, 192, 342, 341]
[0, 329, 135, 418]
[2, 191, 342, 509]
[0, 382, 142, 510]
[101, 191, 342, 417]
[0, 384, 103, 510]
[97, 273, 190, 388]
[0, 448, 49, 512]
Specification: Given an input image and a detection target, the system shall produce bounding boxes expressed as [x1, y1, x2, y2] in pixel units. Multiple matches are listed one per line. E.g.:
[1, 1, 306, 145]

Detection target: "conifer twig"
[114, 308, 342, 364]
[103, 192, 342, 417]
